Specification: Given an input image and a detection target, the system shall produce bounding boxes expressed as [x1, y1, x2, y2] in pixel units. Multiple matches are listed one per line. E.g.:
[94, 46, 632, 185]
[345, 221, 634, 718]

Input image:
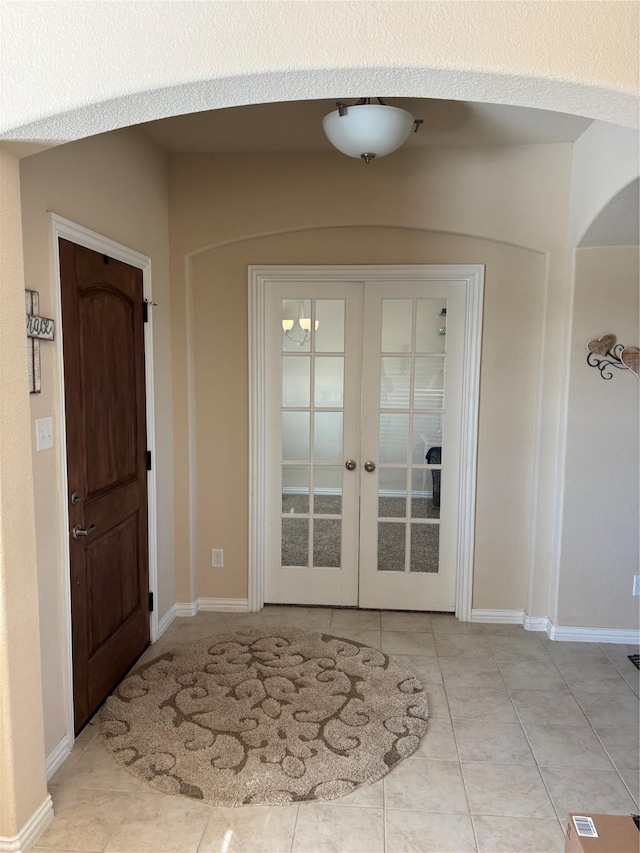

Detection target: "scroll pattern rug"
[102, 628, 429, 806]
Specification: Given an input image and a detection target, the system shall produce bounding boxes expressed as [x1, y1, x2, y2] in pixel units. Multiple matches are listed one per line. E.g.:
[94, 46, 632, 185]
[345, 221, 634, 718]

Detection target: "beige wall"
[0, 150, 49, 835]
[558, 246, 639, 629]
[19, 128, 174, 757]
[170, 145, 572, 613]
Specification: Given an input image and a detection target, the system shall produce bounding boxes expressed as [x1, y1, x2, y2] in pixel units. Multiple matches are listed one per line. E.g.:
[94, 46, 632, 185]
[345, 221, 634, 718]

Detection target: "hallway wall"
[19, 128, 175, 757]
[169, 144, 573, 614]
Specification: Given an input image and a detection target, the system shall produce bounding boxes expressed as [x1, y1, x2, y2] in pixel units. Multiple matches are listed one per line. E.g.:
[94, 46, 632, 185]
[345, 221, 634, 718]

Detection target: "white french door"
[255, 266, 482, 614]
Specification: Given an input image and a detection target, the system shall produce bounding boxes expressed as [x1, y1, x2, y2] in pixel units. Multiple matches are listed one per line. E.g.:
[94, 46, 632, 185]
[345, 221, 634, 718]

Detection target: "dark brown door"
[60, 239, 150, 733]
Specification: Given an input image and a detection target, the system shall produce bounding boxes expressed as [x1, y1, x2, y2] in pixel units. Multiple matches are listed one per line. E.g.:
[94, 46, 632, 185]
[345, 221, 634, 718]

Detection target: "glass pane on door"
[279, 295, 348, 581]
[374, 298, 448, 580]
[282, 466, 309, 514]
[378, 522, 405, 571]
[410, 524, 440, 573]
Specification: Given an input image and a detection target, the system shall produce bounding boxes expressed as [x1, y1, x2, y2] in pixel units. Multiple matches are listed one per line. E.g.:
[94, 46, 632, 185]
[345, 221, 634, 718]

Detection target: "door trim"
[49, 214, 158, 748]
[248, 264, 484, 618]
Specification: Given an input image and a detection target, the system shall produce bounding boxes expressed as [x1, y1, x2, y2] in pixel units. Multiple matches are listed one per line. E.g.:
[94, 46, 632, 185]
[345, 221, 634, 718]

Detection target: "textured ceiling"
[139, 99, 593, 154]
[1, 2, 637, 150]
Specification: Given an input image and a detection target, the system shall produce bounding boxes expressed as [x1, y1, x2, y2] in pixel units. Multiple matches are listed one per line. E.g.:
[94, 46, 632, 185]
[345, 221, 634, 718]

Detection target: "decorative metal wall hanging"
[587, 334, 640, 380]
[25, 289, 55, 393]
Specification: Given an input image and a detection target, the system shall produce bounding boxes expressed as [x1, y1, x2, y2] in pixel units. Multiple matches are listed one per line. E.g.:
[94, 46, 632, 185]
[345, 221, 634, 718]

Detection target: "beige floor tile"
[430, 615, 486, 635]
[105, 792, 211, 852]
[330, 609, 381, 631]
[325, 778, 384, 808]
[487, 635, 551, 663]
[540, 767, 639, 819]
[35, 787, 132, 852]
[198, 804, 298, 853]
[473, 815, 565, 853]
[524, 724, 614, 770]
[326, 628, 381, 649]
[423, 683, 450, 720]
[412, 717, 458, 760]
[497, 660, 566, 692]
[453, 720, 533, 764]
[381, 611, 433, 633]
[394, 654, 443, 684]
[480, 623, 531, 636]
[594, 726, 640, 771]
[169, 622, 228, 643]
[599, 642, 640, 668]
[445, 685, 518, 723]
[434, 634, 493, 659]
[384, 759, 468, 813]
[509, 689, 589, 727]
[572, 690, 639, 729]
[621, 670, 640, 697]
[385, 810, 477, 853]
[462, 763, 555, 818]
[557, 662, 635, 694]
[439, 657, 502, 687]
[543, 642, 609, 665]
[50, 738, 147, 793]
[292, 804, 384, 853]
[262, 606, 332, 629]
[382, 631, 437, 656]
[619, 769, 639, 805]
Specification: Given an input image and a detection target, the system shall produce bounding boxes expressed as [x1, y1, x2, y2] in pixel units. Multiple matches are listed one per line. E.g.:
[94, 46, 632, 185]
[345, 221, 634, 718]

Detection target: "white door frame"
[248, 264, 484, 619]
[50, 214, 158, 754]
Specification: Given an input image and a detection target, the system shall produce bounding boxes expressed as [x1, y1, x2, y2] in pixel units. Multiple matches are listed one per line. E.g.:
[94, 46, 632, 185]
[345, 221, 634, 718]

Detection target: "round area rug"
[101, 628, 429, 806]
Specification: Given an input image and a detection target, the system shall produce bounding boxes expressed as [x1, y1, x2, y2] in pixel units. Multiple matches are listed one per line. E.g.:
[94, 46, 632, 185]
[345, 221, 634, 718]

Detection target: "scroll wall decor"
[587, 334, 640, 380]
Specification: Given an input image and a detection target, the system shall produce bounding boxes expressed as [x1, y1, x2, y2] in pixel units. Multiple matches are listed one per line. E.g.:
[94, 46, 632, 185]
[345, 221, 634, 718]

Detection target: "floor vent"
[628, 654, 640, 670]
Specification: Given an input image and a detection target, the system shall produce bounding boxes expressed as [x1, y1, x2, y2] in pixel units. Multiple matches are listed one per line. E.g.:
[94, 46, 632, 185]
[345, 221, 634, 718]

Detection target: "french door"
[258, 266, 481, 613]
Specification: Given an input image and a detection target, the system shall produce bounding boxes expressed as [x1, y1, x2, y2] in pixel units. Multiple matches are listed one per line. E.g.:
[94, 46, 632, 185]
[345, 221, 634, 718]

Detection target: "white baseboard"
[0, 795, 54, 852]
[471, 609, 639, 643]
[45, 734, 72, 781]
[198, 597, 249, 612]
[175, 598, 250, 616]
[471, 609, 525, 624]
[548, 624, 640, 644]
[175, 601, 199, 617]
[524, 615, 550, 632]
[157, 604, 176, 637]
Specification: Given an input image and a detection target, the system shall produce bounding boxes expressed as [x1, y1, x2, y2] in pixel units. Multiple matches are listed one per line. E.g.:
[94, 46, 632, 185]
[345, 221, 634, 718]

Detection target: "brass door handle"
[364, 461, 376, 472]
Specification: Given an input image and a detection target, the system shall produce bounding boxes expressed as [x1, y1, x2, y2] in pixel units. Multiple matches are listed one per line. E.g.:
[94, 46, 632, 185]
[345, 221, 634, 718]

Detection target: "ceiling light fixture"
[322, 98, 423, 164]
[282, 300, 319, 347]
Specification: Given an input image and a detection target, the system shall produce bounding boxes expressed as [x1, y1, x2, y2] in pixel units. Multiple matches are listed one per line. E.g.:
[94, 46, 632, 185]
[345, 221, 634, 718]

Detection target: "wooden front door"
[60, 239, 150, 733]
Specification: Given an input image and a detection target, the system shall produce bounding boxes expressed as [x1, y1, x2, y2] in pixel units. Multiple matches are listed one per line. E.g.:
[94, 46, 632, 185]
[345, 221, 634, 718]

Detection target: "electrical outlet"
[35, 416, 54, 451]
[633, 576, 640, 596]
[211, 549, 224, 568]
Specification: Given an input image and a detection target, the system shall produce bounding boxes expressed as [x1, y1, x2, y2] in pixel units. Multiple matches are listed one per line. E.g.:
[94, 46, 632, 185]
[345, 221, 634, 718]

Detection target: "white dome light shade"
[322, 103, 415, 161]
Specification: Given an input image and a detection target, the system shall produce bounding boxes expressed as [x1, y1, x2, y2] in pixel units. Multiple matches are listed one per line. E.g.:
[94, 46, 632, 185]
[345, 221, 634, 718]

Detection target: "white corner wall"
[19, 128, 175, 758]
[558, 246, 639, 629]
[569, 121, 640, 247]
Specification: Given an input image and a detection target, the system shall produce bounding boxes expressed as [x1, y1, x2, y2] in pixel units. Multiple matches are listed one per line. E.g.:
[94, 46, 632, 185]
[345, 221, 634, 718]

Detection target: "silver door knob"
[72, 523, 96, 541]
[345, 459, 357, 471]
[364, 460, 376, 472]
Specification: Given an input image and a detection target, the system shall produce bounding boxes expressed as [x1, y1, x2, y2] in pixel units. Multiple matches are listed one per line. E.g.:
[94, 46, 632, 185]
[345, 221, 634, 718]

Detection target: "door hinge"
[149, 592, 154, 612]
[146, 450, 152, 470]
[143, 300, 149, 323]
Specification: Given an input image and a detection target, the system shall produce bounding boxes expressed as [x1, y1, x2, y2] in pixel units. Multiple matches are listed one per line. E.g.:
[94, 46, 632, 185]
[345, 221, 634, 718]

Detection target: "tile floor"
[41, 608, 640, 853]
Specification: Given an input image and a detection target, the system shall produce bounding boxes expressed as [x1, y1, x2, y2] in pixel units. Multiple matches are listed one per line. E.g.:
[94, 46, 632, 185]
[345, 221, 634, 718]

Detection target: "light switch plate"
[35, 416, 54, 452]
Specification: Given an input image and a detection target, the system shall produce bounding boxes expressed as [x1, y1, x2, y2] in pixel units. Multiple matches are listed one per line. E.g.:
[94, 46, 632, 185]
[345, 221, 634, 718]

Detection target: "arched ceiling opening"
[1, 2, 637, 156]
